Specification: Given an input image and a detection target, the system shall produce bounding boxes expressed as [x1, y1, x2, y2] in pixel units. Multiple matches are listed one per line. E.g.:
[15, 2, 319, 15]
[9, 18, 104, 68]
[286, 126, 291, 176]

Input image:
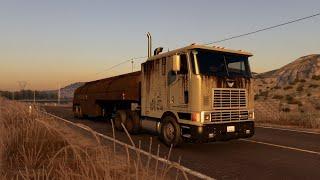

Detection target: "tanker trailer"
[73, 71, 142, 132]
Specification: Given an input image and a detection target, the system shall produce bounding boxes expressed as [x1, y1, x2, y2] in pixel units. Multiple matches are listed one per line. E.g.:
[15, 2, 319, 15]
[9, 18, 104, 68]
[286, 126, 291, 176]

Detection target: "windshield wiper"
[223, 56, 230, 77]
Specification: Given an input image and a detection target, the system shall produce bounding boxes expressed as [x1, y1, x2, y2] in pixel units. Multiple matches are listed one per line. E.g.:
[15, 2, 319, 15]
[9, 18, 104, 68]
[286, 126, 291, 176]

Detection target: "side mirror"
[172, 55, 181, 72]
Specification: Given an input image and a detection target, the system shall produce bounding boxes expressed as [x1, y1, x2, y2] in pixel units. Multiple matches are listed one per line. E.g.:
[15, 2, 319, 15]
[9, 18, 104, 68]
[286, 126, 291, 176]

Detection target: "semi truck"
[73, 33, 255, 146]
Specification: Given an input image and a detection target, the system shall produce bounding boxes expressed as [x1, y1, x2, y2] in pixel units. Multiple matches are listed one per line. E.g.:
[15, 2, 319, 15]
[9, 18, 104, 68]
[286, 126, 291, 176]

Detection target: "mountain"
[256, 54, 320, 86]
[254, 54, 320, 113]
[44, 82, 84, 99]
[59, 82, 85, 98]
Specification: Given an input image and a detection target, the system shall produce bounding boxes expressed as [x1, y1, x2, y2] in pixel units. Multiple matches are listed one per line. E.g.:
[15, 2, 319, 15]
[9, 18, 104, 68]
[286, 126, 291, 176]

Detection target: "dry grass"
[255, 110, 320, 129]
[255, 100, 320, 129]
[0, 98, 187, 180]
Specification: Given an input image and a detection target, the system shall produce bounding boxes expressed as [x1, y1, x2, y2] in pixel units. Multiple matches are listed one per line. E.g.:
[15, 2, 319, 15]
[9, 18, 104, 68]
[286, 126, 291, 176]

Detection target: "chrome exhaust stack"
[147, 32, 152, 58]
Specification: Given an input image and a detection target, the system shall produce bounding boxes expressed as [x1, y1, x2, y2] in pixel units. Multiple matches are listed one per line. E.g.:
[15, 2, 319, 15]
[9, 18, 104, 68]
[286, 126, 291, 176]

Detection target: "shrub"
[309, 84, 319, 88]
[285, 95, 302, 105]
[281, 107, 291, 112]
[296, 85, 304, 92]
[312, 75, 320, 80]
[272, 95, 283, 99]
[259, 91, 269, 97]
[284, 86, 293, 90]
[254, 94, 260, 100]
[286, 95, 293, 101]
[289, 81, 297, 85]
[261, 80, 268, 84]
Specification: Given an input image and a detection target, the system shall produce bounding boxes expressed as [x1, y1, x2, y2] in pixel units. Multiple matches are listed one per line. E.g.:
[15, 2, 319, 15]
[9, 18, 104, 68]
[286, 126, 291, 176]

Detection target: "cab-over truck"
[73, 34, 255, 146]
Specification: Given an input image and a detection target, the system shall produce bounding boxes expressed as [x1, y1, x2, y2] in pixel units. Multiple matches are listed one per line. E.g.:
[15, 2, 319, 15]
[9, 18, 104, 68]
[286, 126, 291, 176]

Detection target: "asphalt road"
[44, 106, 320, 180]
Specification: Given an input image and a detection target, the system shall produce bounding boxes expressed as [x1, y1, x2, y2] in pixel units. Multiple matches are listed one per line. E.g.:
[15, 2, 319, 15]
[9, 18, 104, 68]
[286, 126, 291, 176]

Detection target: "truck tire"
[126, 111, 141, 134]
[73, 106, 79, 118]
[76, 106, 84, 119]
[114, 110, 127, 131]
[160, 116, 183, 147]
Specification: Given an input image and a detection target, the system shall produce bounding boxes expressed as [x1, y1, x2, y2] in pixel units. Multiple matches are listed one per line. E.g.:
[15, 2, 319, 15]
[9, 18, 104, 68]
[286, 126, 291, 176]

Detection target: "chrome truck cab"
[141, 44, 254, 146]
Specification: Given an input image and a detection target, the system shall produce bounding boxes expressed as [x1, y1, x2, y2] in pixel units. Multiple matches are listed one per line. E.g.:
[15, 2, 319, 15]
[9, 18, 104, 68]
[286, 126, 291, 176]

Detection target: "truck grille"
[211, 110, 249, 122]
[213, 88, 247, 109]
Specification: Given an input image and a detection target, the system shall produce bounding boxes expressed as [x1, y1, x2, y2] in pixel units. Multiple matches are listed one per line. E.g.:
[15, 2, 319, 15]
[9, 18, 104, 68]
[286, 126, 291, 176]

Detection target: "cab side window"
[178, 54, 188, 74]
[167, 71, 176, 85]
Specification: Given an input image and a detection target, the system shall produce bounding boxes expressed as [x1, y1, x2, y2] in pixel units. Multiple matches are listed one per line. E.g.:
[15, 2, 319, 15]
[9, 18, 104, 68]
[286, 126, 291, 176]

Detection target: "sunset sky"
[1, 0, 319, 90]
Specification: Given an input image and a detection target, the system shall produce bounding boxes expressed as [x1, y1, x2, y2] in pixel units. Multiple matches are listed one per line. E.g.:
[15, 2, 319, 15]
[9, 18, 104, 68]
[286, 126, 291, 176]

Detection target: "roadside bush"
[272, 95, 283, 100]
[285, 95, 302, 105]
[283, 86, 293, 90]
[289, 81, 297, 85]
[254, 94, 260, 100]
[312, 75, 320, 80]
[296, 85, 304, 92]
[261, 80, 268, 84]
[309, 84, 319, 88]
[259, 90, 269, 97]
[281, 107, 291, 112]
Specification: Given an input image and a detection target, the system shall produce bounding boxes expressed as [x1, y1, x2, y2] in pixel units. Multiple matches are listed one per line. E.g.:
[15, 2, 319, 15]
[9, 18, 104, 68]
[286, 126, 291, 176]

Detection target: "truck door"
[168, 54, 189, 109]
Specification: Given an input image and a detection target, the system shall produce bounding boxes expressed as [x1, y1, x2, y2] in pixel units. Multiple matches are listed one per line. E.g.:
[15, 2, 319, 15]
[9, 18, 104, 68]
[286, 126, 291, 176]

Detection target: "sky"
[0, 0, 319, 90]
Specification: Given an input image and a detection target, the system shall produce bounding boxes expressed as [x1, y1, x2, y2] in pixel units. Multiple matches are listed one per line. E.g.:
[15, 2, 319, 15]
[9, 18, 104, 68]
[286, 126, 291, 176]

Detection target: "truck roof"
[147, 44, 253, 61]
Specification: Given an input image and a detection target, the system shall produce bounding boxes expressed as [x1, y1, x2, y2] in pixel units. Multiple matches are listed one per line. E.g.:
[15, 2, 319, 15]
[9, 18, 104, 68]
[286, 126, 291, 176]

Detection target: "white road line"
[43, 111, 215, 180]
[240, 139, 320, 156]
[256, 125, 320, 135]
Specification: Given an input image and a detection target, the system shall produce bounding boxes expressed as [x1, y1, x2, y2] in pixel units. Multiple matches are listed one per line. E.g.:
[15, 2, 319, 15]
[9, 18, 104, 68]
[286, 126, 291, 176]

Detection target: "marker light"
[191, 112, 200, 122]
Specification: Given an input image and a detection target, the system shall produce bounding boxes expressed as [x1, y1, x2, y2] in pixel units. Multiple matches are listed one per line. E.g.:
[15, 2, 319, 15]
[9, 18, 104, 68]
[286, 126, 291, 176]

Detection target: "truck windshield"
[191, 49, 251, 77]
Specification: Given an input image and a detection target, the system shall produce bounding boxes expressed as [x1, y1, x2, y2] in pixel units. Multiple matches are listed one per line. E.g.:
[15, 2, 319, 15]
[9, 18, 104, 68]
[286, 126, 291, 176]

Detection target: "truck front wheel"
[160, 116, 183, 147]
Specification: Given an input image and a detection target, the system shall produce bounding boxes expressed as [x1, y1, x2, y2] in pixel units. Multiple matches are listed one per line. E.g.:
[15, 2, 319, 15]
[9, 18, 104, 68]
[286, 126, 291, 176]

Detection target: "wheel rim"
[165, 122, 175, 141]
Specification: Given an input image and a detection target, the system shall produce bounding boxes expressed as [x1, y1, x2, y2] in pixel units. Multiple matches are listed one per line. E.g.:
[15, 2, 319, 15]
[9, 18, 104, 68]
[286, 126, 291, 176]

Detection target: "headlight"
[204, 114, 210, 121]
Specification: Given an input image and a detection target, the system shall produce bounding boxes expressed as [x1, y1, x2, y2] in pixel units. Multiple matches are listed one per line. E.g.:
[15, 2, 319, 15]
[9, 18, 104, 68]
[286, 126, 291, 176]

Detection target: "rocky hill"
[60, 82, 85, 98]
[46, 82, 84, 99]
[254, 54, 320, 113]
[256, 54, 320, 86]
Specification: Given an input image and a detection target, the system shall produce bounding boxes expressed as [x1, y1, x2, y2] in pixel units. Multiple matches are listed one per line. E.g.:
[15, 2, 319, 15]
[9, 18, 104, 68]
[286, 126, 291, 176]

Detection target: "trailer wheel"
[73, 106, 79, 118]
[75, 106, 84, 119]
[160, 116, 183, 147]
[114, 110, 127, 131]
[126, 111, 141, 134]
